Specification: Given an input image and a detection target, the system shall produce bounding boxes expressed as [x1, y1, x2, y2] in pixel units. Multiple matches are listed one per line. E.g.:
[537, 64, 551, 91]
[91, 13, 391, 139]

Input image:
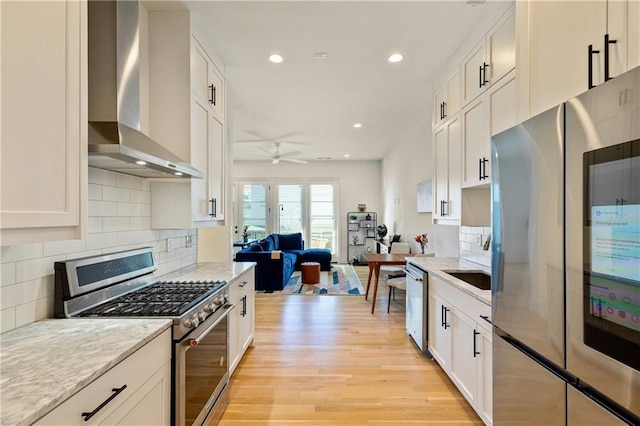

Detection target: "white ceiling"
[186, 1, 510, 163]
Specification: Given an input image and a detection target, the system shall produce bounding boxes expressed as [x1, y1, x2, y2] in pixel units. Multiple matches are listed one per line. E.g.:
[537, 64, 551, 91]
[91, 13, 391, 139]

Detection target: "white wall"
[0, 168, 196, 333]
[233, 160, 381, 263]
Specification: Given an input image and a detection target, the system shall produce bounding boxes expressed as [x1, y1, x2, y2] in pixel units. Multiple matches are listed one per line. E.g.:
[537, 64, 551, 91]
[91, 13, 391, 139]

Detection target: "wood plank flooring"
[220, 265, 482, 425]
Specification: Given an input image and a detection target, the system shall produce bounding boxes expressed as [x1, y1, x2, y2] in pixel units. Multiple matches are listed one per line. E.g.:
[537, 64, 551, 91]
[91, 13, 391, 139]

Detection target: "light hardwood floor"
[220, 265, 482, 425]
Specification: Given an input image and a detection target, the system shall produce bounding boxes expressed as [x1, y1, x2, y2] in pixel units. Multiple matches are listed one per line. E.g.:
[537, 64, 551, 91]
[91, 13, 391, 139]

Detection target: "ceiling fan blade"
[235, 139, 270, 143]
[281, 158, 308, 164]
[256, 146, 275, 155]
[278, 150, 303, 159]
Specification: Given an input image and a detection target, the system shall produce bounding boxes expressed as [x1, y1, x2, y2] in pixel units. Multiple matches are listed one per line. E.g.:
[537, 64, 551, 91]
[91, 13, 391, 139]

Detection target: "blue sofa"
[235, 233, 331, 292]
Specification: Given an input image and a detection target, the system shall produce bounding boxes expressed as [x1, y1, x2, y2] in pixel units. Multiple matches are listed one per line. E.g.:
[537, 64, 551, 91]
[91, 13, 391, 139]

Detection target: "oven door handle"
[402, 269, 423, 281]
[185, 304, 234, 347]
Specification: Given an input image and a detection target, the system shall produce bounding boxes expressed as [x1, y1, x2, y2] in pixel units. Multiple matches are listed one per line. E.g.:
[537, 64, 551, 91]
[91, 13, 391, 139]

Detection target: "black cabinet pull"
[442, 101, 447, 119]
[604, 33, 617, 82]
[588, 44, 600, 89]
[473, 330, 480, 357]
[441, 305, 445, 327]
[209, 84, 217, 105]
[479, 65, 483, 88]
[241, 295, 247, 317]
[209, 198, 217, 217]
[441, 200, 448, 217]
[479, 158, 483, 180]
[482, 62, 489, 86]
[81, 385, 127, 421]
[480, 315, 493, 326]
[443, 307, 450, 329]
[479, 157, 489, 180]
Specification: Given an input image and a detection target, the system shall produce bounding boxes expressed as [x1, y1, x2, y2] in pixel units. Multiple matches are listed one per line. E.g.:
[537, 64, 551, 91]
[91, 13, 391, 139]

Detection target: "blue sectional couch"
[235, 233, 331, 292]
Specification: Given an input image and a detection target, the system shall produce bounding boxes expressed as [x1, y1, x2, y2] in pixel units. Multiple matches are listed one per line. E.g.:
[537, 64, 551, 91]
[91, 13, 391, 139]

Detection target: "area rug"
[282, 264, 364, 295]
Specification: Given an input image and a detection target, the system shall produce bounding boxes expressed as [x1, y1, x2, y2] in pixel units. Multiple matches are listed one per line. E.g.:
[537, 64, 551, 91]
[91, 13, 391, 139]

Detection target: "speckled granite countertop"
[158, 261, 255, 283]
[407, 257, 491, 305]
[0, 318, 171, 425]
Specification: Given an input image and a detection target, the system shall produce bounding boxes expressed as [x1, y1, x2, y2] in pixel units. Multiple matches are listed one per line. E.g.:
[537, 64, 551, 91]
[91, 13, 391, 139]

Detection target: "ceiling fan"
[235, 131, 308, 146]
[251, 142, 309, 165]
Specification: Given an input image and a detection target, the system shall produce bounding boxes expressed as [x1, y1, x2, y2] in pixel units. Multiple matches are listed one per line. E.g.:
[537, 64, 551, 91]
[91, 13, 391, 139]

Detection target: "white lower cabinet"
[428, 276, 492, 425]
[228, 266, 256, 374]
[35, 328, 171, 425]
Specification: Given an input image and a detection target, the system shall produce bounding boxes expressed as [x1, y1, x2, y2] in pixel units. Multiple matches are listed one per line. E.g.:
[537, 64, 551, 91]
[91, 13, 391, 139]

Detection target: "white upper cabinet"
[462, 96, 489, 188]
[461, 5, 515, 106]
[433, 114, 461, 223]
[521, 0, 640, 117]
[148, 10, 226, 228]
[1, 0, 87, 246]
[433, 71, 460, 128]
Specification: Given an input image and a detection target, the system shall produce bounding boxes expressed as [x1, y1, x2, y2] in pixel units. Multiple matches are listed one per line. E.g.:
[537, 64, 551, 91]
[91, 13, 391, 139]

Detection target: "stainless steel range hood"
[87, 0, 202, 179]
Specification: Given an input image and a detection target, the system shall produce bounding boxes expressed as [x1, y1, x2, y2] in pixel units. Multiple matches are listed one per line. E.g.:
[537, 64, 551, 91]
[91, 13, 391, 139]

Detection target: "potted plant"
[242, 226, 249, 242]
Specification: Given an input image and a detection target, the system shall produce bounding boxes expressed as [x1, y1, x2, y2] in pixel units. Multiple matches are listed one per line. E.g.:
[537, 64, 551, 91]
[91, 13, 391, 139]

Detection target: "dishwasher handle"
[402, 269, 423, 281]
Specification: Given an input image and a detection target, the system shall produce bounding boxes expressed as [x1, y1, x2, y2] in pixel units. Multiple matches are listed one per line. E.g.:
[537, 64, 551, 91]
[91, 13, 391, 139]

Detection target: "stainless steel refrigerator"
[491, 66, 640, 425]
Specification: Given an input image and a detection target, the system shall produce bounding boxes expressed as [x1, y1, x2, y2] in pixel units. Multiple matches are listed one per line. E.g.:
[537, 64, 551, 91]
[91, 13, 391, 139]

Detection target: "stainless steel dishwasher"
[405, 261, 429, 355]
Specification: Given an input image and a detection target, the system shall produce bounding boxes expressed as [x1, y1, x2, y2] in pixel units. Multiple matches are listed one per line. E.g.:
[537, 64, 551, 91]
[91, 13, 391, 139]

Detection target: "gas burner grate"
[77, 280, 226, 317]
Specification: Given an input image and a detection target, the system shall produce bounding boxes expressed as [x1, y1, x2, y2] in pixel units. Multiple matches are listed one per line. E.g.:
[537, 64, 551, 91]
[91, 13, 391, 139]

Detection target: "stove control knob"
[213, 296, 224, 306]
[184, 315, 199, 329]
[197, 311, 207, 322]
[223, 293, 229, 303]
[203, 303, 214, 313]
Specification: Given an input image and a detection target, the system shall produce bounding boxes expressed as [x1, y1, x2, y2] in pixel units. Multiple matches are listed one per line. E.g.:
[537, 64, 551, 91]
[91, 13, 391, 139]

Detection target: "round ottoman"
[301, 262, 321, 284]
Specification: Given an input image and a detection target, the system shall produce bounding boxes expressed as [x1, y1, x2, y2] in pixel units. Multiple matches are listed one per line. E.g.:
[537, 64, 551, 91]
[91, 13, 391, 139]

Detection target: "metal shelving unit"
[346, 211, 377, 265]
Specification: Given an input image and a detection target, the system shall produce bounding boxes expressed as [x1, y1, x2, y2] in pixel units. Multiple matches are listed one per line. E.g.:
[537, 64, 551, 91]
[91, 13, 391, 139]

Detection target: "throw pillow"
[277, 232, 303, 251]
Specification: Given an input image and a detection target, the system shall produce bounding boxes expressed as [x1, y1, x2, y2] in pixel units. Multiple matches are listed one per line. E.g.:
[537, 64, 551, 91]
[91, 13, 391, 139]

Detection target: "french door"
[233, 182, 268, 241]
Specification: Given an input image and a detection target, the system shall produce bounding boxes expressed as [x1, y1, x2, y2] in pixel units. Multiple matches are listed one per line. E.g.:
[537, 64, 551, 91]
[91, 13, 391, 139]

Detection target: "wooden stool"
[301, 262, 321, 284]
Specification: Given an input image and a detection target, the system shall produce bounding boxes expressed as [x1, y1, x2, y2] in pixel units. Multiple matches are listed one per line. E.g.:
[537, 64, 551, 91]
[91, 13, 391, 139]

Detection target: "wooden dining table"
[363, 252, 416, 314]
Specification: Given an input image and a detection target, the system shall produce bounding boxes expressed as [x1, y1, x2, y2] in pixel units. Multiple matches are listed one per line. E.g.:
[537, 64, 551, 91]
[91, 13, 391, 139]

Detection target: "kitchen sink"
[445, 272, 491, 291]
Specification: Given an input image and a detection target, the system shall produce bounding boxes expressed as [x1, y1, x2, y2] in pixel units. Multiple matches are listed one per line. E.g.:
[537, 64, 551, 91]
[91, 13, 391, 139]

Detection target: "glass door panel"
[240, 183, 268, 240]
[309, 184, 336, 253]
[277, 184, 303, 234]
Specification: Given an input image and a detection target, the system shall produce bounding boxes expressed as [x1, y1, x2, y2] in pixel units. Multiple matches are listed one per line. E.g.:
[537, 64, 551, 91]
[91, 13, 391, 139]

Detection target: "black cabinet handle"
[479, 65, 483, 88]
[604, 33, 617, 82]
[441, 305, 445, 327]
[239, 280, 249, 288]
[480, 315, 493, 326]
[442, 200, 448, 217]
[479, 157, 489, 180]
[588, 44, 600, 89]
[82, 385, 127, 421]
[209, 198, 217, 217]
[442, 101, 447, 119]
[443, 307, 450, 329]
[479, 158, 483, 181]
[482, 62, 489, 86]
[241, 295, 247, 317]
[209, 84, 217, 105]
[473, 330, 480, 357]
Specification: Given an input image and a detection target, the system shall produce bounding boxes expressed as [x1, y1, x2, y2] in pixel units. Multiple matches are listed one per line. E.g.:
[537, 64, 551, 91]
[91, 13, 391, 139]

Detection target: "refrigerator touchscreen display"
[584, 139, 639, 370]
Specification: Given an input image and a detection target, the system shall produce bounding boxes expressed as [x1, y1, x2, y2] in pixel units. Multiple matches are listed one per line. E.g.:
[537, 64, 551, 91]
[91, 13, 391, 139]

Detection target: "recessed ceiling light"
[174, 172, 183, 176]
[314, 52, 328, 59]
[352, 123, 362, 128]
[269, 54, 283, 63]
[388, 53, 404, 63]
[344, 154, 350, 158]
[317, 156, 332, 160]
[135, 160, 147, 165]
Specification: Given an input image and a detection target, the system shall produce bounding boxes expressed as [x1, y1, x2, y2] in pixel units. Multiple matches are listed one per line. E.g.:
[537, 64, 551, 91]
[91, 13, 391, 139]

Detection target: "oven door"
[174, 304, 233, 426]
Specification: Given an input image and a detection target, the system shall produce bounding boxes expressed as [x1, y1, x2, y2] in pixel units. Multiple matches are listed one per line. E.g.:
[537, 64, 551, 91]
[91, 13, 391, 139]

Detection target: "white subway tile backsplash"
[1, 308, 16, 333]
[15, 296, 53, 328]
[89, 200, 117, 217]
[16, 256, 64, 283]
[88, 184, 103, 200]
[103, 217, 130, 232]
[461, 242, 472, 252]
[88, 167, 117, 186]
[483, 227, 492, 235]
[85, 233, 118, 251]
[43, 239, 86, 257]
[116, 174, 141, 190]
[1, 243, 44, 263]
[460, 226, 491, 267]
[129, 190, 150, 204]
[0, 170, 196, 333]
[103, 186, 130, 202]
[1, 263, 16, 287]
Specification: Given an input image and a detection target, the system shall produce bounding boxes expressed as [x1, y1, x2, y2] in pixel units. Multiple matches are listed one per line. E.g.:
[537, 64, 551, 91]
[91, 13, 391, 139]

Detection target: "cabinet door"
[462, 96, 489, 187]
[192, 41, 211, 106]
[487, 6, 516, 86]
[527, 1, 606, 116]
[449, 310, 478, 407]
[446, 116, 462, 220]
[238, 279, 254, 352]
[489, 69, 517, 137]
[433, 126, 448, 220]
[428, 293, 451, 370]
[208, 116, 225, 221]
[1, 0, 86, 244]
[446, 71, 460, 117]
[434, 85, 447, 127]
[476, 325, 493, 425]
[462, 39, 487, 105]
[208, 66, 225, 121]
[191, 98, 213, 222]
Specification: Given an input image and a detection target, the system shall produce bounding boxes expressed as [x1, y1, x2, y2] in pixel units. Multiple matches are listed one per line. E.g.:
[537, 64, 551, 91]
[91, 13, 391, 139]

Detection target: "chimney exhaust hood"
[87, 0, 202, 179]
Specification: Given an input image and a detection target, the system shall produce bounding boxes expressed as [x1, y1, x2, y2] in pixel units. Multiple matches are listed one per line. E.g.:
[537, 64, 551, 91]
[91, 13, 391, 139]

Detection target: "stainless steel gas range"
[54, 247, 231, 426]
